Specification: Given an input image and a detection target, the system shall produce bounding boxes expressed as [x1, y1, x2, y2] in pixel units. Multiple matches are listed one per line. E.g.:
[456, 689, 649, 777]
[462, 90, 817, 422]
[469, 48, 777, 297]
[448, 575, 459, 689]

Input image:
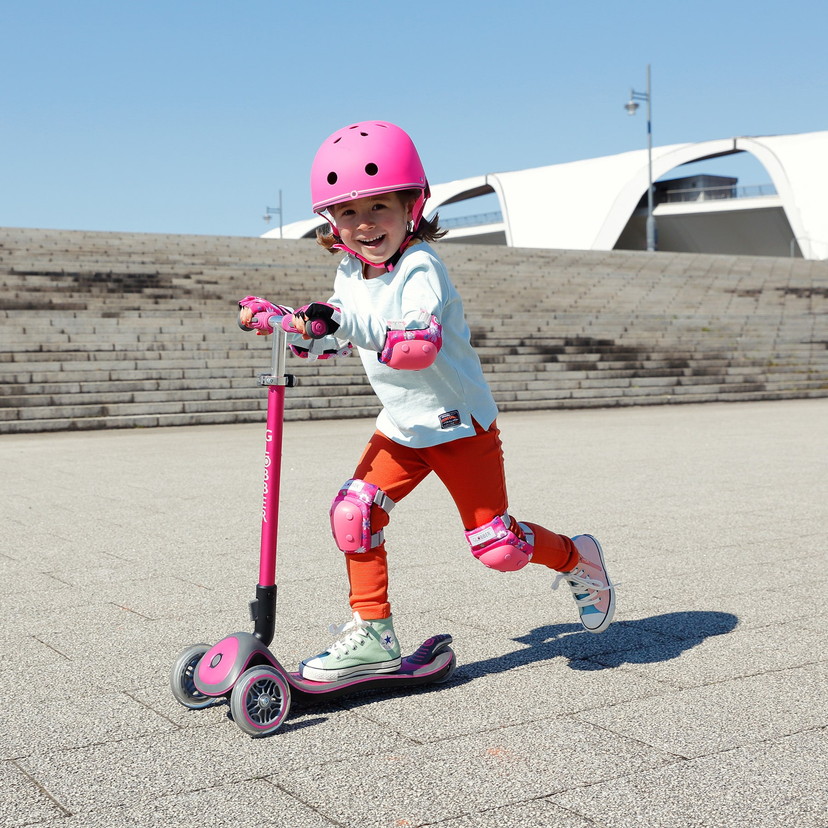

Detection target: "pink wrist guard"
[238, 296, 293, 335]
[379, 314, 442, 370]
[289, 341, 353, 360]
[281, 302, 342, 339]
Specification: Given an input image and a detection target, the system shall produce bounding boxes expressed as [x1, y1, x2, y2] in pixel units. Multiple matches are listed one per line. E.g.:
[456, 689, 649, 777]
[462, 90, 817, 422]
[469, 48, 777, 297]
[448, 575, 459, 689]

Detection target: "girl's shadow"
[264, 612, 738, 735]
[460, 611, 739, 677]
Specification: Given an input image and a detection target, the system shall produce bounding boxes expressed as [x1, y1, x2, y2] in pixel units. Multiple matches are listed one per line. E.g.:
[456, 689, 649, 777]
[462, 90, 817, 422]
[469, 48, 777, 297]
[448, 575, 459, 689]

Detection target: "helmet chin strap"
[331, 233, 416, 273]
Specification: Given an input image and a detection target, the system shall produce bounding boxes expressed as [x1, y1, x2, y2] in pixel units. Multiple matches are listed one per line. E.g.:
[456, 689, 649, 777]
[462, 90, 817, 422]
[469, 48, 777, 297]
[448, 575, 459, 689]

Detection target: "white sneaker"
[300, 613, 402, 682]
[553, 534, 616, 633]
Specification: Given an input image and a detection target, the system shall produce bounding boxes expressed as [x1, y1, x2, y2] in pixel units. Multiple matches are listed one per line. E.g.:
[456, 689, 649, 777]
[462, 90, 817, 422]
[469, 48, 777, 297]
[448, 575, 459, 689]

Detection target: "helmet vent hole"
[333, 138, 342, 144]
[327, 172, 338, 185]
[365, 163, 378, 176]
[360, 132, 368, 137]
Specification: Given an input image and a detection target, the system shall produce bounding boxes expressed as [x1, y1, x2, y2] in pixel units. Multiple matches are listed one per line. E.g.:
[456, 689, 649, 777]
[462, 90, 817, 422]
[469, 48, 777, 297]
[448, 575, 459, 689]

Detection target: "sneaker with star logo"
[300, 612, 402, 682]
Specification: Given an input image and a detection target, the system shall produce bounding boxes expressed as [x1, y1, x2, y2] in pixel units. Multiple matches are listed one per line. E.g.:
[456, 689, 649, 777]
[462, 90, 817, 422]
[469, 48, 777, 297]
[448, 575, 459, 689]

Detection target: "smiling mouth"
[359, 234, 385, 249]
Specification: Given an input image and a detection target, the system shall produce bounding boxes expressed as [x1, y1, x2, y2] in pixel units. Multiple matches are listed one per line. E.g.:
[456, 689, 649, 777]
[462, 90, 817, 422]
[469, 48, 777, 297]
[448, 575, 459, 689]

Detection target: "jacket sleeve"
[334, 257, 447, 352]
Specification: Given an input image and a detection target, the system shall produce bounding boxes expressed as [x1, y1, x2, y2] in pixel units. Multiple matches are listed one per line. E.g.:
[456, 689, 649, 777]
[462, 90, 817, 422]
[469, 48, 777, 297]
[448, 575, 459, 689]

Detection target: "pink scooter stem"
[257, 321, 290, 587]
[259, 387, 284, 585]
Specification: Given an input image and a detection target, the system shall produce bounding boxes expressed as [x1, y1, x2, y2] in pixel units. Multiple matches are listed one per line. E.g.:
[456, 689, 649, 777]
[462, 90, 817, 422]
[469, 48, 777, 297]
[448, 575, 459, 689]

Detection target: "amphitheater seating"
[1, 227, 826, 433]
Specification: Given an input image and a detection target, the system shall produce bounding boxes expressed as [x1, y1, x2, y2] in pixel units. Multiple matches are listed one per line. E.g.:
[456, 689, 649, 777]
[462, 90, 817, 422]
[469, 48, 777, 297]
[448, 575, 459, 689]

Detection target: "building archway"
[267, 132, 828, 260]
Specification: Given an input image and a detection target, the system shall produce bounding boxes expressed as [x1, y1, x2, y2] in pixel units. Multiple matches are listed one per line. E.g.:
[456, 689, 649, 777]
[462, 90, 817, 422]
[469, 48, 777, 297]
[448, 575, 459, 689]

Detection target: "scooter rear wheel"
[230, 666, 292, 736]
[433, 650, 457, 684]
[170, 644, 215, 710]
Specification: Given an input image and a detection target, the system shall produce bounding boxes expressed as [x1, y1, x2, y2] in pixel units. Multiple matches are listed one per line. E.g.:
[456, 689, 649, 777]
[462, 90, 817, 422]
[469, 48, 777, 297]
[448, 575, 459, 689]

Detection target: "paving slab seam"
[29, 635, 70, 661]
[527, 673, 702, 714]
[594, 655, 828, 689]
[538, 801, 608, 828]
[8, 759, 72, 819]
[554, 715, 692, 763]
[410, 795, 609, 828]
[584, 651, 828, 687]
[262, 779, 348, 828]
[609, 722, 828, 766]
[121, 690, 184, 730]
[109, 601, 157, 621]
[272, 776, 600, 828]
[39, 572, 83, 589]
[50, 779, 316, 828]
[334, 705, 685, 759]
[342, 709, 436, 747]
[10, 726, 174, 763]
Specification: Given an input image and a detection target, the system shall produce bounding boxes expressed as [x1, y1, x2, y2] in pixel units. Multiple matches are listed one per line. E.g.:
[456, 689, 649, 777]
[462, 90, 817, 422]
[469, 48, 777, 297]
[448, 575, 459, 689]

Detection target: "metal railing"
[660, 183, 777, 203]
[440, 210, 504, 229]
[431, 185, 825, 260]
[438, 183, 779, 230]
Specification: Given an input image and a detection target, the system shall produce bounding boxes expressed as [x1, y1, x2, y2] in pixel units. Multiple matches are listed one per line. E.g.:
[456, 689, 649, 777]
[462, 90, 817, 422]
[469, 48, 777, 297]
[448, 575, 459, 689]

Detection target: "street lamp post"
[625, 64, 656, 252]
[263, 189, 283, 238]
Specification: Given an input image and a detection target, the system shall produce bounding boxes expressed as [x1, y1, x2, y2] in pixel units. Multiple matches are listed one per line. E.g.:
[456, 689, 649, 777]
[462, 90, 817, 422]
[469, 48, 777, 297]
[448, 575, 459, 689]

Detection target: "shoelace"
[326, 612, 370, 656]
[552, 568, 615, 608]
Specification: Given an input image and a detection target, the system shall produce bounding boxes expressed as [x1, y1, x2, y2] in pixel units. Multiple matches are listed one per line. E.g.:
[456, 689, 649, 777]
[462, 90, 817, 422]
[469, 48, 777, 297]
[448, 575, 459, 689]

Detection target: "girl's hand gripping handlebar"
[237, 296, 293, 335]
[282, 302, 342, 340]
[238, 296, 350, 360]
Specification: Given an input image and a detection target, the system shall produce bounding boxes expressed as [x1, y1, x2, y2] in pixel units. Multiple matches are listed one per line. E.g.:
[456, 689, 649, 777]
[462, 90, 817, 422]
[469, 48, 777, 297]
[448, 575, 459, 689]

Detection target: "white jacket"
[324, 242, 497, 448]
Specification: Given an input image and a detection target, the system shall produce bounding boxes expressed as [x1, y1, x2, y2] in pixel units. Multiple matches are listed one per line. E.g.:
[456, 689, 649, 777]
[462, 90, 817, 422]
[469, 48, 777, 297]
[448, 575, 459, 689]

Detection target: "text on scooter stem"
[261, 429, 274, 522]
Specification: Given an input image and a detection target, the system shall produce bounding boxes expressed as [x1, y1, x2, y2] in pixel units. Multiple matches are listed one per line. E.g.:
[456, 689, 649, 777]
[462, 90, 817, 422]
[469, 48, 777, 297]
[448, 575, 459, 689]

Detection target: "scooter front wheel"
[230, 666, 292, 737]
[170, 644, 215, 710]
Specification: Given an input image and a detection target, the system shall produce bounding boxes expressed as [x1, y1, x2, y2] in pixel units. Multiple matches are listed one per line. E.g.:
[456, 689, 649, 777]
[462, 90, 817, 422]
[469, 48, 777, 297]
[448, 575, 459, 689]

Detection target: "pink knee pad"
[465, 515, 534, 572]
[330, 479, 395, 554]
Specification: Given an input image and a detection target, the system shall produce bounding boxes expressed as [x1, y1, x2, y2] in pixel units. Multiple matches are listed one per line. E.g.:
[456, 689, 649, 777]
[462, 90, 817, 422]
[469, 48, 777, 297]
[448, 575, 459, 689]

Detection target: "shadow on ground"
[200, 612, 738, 735]
[460, 611, 739, 677]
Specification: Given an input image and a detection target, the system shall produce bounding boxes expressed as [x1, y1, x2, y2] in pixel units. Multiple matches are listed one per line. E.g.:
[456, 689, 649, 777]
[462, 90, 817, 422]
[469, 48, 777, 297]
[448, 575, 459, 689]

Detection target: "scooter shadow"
[226, 707, 331, 734]
[219, 611, 739, 733]
[458, 611, 739, 678]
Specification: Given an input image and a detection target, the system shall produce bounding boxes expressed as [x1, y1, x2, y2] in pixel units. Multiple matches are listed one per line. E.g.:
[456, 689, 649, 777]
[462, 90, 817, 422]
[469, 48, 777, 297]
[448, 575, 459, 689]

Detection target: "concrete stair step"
[3, 227, 826, 432]
[5, 372, 824, 423]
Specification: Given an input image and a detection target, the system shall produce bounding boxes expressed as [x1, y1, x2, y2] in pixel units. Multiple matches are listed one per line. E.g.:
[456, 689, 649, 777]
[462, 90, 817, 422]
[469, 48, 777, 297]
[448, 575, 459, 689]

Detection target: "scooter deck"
[287, 633, 456, 702]
[193, 631, 455, 701]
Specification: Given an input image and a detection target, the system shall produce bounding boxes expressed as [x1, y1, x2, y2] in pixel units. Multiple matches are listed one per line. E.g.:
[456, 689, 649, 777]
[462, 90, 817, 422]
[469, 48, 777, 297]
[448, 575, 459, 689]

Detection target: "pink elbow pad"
[379, 315, 442, 370]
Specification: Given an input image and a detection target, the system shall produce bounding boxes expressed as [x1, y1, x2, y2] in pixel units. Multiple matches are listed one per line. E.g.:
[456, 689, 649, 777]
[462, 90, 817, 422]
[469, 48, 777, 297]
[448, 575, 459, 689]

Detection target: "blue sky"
[2, 0, 826, 237]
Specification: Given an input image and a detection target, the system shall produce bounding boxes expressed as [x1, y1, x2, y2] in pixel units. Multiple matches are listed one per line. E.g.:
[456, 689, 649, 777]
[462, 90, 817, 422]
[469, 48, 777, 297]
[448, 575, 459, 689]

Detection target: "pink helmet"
[310, 121, 430, 229]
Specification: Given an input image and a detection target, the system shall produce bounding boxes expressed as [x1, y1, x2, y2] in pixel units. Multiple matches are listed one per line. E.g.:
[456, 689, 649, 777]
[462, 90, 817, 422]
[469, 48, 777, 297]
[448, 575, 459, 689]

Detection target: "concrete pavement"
[2, 399, 827, 827]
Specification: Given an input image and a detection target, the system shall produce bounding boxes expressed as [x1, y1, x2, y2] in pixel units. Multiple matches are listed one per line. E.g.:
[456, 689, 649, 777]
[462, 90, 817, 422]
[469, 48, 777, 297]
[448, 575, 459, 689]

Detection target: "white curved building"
[265, 131, 828, 260]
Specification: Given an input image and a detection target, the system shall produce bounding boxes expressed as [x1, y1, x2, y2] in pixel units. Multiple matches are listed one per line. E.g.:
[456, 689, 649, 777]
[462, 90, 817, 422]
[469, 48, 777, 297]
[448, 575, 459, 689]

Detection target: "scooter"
[170, 308, 456, 737]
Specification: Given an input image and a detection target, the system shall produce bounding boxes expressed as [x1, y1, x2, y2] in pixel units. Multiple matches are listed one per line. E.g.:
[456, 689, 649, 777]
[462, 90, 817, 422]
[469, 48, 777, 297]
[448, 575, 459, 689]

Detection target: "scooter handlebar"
[238, 312, 284, 333]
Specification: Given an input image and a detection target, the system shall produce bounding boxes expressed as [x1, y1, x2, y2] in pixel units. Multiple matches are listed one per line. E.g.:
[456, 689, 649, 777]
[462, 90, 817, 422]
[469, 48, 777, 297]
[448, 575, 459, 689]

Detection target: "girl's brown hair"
[316, 189, 447, 253]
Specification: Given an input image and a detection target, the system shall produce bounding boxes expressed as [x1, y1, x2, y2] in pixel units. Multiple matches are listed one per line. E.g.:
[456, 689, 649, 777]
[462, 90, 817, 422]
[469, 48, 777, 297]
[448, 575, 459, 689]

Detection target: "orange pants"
[345, 420, 579, 619]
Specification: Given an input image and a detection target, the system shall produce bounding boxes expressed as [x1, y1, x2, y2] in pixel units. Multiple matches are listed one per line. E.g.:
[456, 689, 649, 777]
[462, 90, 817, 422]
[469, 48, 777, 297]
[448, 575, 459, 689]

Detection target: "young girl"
[239, 120, 616, 682]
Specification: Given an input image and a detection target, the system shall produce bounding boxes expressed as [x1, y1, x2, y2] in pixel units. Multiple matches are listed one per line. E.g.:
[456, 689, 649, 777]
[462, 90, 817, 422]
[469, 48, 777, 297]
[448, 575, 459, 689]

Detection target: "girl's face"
[330, 193, 413, 267]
